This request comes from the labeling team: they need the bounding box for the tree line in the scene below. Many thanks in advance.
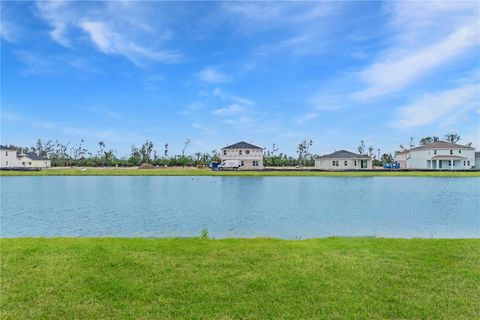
[2,132,469,167]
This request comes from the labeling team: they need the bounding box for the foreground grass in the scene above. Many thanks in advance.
[1,167,479,177]
[1,238,479,319]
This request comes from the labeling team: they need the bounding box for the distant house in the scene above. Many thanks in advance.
[0,146,20,168]
[220,141,264,170]
[17,152,51,168]
[394,141,475,170]
[315,150,372,170]
[475,152,480,169]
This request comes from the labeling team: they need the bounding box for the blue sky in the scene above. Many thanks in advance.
[1,1,479,156]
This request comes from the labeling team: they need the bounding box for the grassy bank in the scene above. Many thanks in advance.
[1,167,479,177]
[1,238,479,319]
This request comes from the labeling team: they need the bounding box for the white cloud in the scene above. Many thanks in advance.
[392,84,479,129]
[35,0,72,46]
[219,2,336,55]
[80,21,179,65]
[353,2,479,100]
[34,0,179,65]
[212,104,245,116]
[355,24,479,100]
[196,67,230,83]
[15,50,96,75]
[295,112,319,125]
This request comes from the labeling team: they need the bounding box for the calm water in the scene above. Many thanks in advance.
[1,176,479,238]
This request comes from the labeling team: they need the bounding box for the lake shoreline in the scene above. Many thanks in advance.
[2,237,479,319]
[1,167,480,177]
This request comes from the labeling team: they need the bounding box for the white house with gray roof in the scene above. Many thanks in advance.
[315,150,372,170]
[0,146,20,168]
[394,141,475,170]
[220,141,264,170]
[0,146,51,169]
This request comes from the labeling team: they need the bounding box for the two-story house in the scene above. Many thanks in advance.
[0,146,19,168]
[394,141,475,170]
[220,141,264,170]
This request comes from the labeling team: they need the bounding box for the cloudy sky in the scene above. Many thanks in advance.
[1,1,479,156]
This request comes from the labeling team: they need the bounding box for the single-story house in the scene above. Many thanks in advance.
[220,141,264,170]
[17,152,51,168]
[315,150,372,170]
[394,141,475,170]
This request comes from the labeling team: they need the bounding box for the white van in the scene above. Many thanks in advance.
[218,160,241,170]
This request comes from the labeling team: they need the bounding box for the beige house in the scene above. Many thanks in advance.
[220,141,264,170]
[0,146,20,168]
[315,150,372,170]
[394,141,475,170]
[17,153,51,168]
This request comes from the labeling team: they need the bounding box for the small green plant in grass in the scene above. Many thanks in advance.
[201,227,209,239]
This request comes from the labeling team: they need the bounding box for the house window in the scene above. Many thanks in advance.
[241,161,244,167]
[354,160,357,166]
[464,161,466,166]
[246,150,250,155]
[5,151,8,156]
[434,150,437,154]
[450,150,453,155]
[467,161,470,166]
[344,161,348,166]
[448,160,452,166]
[331,160,339,167]
[223,150,227,156]
[252,160,259,167]
[239,150,243,155]
[6,161,8,166]
[459,150,461,154]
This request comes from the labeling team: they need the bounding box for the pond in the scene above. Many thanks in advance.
[1,176,479,238]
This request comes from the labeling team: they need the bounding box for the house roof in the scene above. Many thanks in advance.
[19,152,49,161]
[0,145,17,151]
[221,141,263,150]
[316,150,371,159]
[410,141,474,151]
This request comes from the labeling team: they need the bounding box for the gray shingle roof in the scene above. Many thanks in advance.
[317,150,371,159]
[410,141,474,151]
[19,152,48,161]
[0,145,17,151]
[222,141,263,150]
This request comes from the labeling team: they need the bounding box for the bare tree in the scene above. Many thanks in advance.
[445,133,461,143]
[297,139,313,167]
[182,139,191,157]
[357,140,366,155]
[164,143,169,158]
[408,136,415,149]
[139,141,154,164]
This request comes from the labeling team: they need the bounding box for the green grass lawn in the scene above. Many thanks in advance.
[1,167,479,177]
[1,238,479,319]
